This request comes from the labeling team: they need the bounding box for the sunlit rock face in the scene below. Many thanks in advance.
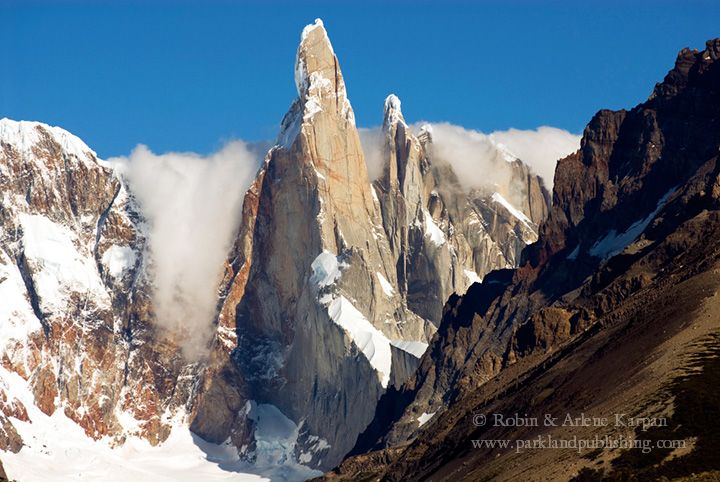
[191,20,548,470]
[374,93,548,324]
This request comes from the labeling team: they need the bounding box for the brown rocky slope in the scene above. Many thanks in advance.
[325,38,720,481]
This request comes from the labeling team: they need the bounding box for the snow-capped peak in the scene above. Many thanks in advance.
[294,18,334,98]
[383,94,406,128]
[300,18,327,45]
[0,118,99,165]
[416,123,434,144]
[279,19,354,148]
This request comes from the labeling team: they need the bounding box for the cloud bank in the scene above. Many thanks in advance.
[110,142,261,360]
[360,123,581,191]
[489,126,581,190]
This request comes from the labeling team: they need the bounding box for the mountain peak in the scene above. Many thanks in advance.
[650,37,720,102]
[294,18,335,98]
[383,94,406,129]
[279,19,354,147]
[0,117,98,163]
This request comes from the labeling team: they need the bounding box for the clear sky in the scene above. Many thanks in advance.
[2,0,719,158]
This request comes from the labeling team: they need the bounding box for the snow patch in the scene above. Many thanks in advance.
[423,210,446,246]
[488,137,519,163]
[464,269,482,285]
[491,192,532,228]
[383,94,405,127]
[417,411,437,427]
[376,272,395,297]
[303,72,332,121]
[370,184,379,203]
[390,340,429,359]
[311,250,394,386]
[589,188,675,260]
[277,108,302,149]
[19,213,109,312]
[0,366,273,481]
[0,249,42,348]
[314,168,326,181]
[299,19,328,51]
[243,401,322,480]
[325,296,392,388]
[0,118,98,165]
[310,251,345,288]
[101,245,137,278]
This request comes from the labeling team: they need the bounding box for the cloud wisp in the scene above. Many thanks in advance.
[110,142,261,360]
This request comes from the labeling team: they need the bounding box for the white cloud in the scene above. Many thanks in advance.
[105,120,577,361]
[358,127,386,182]
[359,122,580,191]
[489,126,581,190]
[110,142,261,360]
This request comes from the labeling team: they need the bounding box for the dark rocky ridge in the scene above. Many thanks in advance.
[327,38,720,480]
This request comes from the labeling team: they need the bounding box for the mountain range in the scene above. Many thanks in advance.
[1,18,718,482]
[0,18,557,480]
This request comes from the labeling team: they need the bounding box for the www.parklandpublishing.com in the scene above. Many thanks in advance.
[471,434,687,454]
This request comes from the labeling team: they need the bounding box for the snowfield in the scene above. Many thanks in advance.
[0,366,318,481]
[19,213,111,312]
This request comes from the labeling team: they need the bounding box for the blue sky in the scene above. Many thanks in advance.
[2,1,719,158]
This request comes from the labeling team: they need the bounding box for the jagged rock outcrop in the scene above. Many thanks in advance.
[192,20,440,470]
[327,38,720,481]
[374,94,548,322]
[191,20,550,471]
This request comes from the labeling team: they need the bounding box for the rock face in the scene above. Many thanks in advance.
[329,39,720,481]
[0,119,199,454]
[193,19,434,469]
[190,20,549,470]
[0,19,550,475]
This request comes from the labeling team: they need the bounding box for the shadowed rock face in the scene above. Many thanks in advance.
[327,39,720,481]
[0,19,550,474]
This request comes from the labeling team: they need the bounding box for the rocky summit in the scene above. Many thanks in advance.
[0,18,547,477]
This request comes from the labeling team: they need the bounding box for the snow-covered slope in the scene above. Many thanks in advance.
[0,367,279,482]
